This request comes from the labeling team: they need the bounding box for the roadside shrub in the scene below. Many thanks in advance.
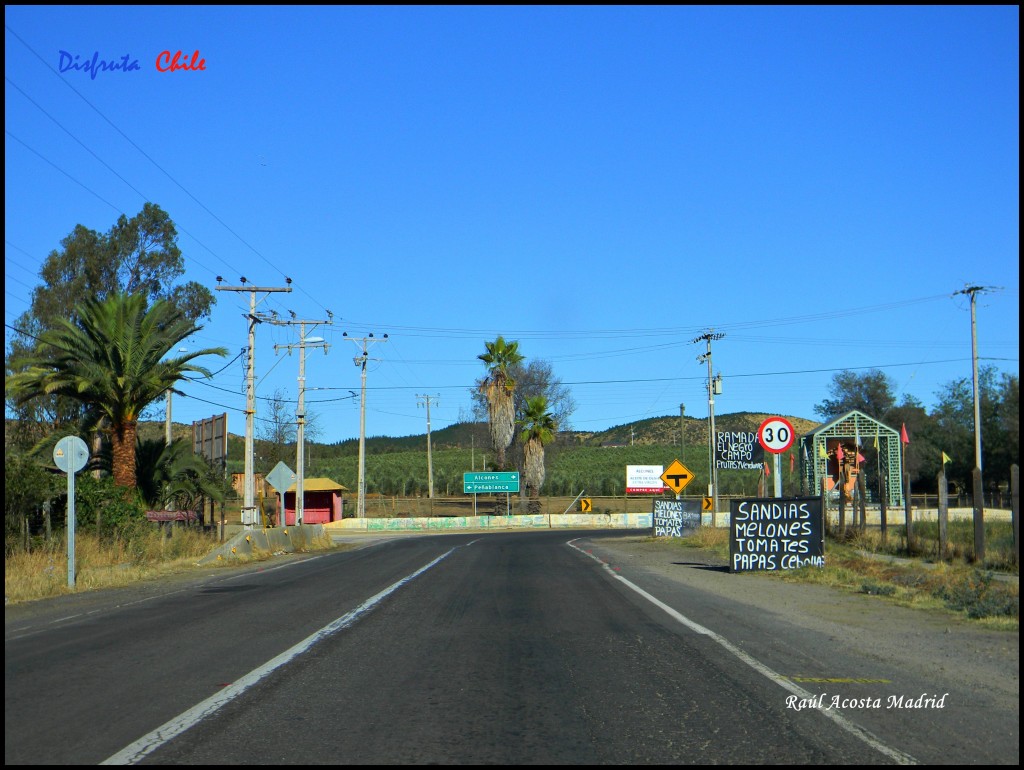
[72,476,147,539]
[860,581,897,596]
[933,572,1019,619]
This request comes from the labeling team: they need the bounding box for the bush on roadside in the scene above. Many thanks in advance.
[932,571,1019,620]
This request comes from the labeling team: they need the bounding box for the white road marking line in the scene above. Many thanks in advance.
[101,544,464,765]
[567,538,917,765]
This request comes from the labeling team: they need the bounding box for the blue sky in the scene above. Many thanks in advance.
[5,6,1019,445]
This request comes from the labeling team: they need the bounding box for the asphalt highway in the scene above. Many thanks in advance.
[5,530,1018,764]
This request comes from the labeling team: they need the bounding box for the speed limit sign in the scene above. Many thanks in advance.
[758,417,795,454]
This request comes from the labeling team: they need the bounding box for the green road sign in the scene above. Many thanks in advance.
[463,471,520,494]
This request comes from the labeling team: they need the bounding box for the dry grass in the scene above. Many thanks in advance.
[6,524,349,605]
[5,528,253,605]
[775,542,1018,630]
[656,525,1018,629]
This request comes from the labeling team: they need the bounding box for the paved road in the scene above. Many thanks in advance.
[5,530,1018,764]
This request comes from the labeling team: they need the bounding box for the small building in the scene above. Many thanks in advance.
[283,477,348,525]
[231,472,269,499]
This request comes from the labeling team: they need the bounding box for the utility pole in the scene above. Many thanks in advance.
[164,348,189,447]
[954,283,1001,561]
[163,348,187,512]
[679,403,685,458]
[417,394,440,499]
[345,333,388,519]
[272,315,331,526]
[216,279,292,528]
[693,330,725,527]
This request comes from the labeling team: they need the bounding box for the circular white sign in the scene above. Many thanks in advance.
[758,417,795,454]
[53,435,90,474]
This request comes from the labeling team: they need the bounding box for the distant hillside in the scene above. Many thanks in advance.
[138,411,819,456]
[566,412,819,449]
[315,412,819,457]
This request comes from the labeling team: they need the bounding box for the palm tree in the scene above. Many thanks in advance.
[134,437,229,513]
[519,395,557,513]
[477,336,525,471]
[6,292,227,488]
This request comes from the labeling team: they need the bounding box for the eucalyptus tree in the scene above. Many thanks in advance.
[519,395,557,513]
[6,292,227,488]
[477,336,525,471]
[814,369,897,422]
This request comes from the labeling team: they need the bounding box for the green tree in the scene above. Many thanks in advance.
[477,336,525,471]
[519,396,557,513]
[931,367,1019,491]
[6,292,227,488]
[5,203,215,451]
[815,369,897,422]
[5,451,60,553]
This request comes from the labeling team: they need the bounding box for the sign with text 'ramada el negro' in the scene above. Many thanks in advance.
[715,430,764,470]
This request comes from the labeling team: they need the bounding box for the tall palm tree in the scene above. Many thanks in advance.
[477,336,525,470]
[6,292,227,488]
[519,395,557,513]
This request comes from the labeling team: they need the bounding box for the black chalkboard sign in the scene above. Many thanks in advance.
[729,497,824,572]
[653,499,702,537]
[715,430,765,471]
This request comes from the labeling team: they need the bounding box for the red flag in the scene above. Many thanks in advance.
[764,461,770,477]
[836,444,844,461]
[901,423,910,444]
[789,452,795,472]
[857,452,866,463]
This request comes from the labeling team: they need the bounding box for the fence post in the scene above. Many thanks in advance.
[972,467,985,563]
[837,469,846,538]
[937,469,948,560]
[857,473,867,535]
[879,473,888,545]
[904,472,915,553]
[1011,464,1019,566]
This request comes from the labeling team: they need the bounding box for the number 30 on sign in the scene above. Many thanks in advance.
[758,416,795,454]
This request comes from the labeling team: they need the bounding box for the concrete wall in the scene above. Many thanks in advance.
[198,524,327,564]
[323,506,1012,534]
[324,513,658,532]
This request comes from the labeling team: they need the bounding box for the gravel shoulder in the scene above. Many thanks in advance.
[583,534,1018,694]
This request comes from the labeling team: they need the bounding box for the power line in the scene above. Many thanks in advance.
[5,23,333,318]
[214,283,292,527]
